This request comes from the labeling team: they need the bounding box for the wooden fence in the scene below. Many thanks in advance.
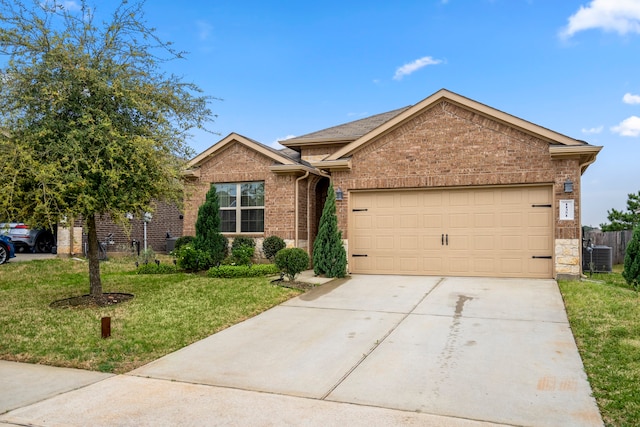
[583,230,634,265]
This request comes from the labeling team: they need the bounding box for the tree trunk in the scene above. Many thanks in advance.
[87,214,103,298]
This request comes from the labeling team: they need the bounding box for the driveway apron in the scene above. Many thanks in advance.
[128,275,602,427]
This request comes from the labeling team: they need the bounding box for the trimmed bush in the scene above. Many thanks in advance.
[623,224,640,290]
[313,183,347,278]
[275,248,309,282]
[263,235,286,261]
[207,264,279,278]
[174,236,195,251]
[231,245,254,266]
[193,185,227,265]
[231,237,255,250]
[174,244,213,272]
[136,263,179,274]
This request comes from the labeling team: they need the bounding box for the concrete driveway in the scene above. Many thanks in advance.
[1,275,603,426]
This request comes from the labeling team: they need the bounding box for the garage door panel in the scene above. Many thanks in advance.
[502,258,524,274]
[474,235,496,250]
[502,235,524,251]
[399,235,419,250]
[422,256,443,273]
[350,187,553,278]
[397,214,418,228]
[528,235,552,251]
[400,193,419,207]
[473,258,496,273]
[528,258,552,274]
[423,214,443,228]
[353,235,372,251]
[399,257,419,272]
[501,212,522,227]
[449,257,470,274]
[449,213,470,228]
[376,215,394,229]
[376,193,395,208]
[376,236,394,250]
[474,213,495,227]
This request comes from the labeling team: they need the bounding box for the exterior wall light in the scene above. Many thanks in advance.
[564,179,574,193]
[335,187,344,201]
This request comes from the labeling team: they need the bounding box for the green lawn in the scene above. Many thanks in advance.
[559,266,640,427]
[0,257,300,373]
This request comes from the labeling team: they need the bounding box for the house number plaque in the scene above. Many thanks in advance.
[559,199,574,221]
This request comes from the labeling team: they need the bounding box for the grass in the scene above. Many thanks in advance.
[559,265,640,427]
[0,257,301,373]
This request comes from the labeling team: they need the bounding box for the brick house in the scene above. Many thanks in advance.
[184,89,601,279]
[56,201,184,256]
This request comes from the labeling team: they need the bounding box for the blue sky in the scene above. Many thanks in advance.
[30,1,640,226]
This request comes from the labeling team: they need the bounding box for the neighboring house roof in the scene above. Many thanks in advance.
[281,106,412,147]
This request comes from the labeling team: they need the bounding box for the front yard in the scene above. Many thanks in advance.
[559,266,640,427]
[1,258,639,425]
[0,257,300,373]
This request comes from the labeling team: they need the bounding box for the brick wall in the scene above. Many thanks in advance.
[330,101,583,242]
[184,142,303,243]
[93,201,184,253]
[64,200,184,255]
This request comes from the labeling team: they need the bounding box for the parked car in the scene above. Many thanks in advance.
[0,223,55,253]
[0,234,16,264]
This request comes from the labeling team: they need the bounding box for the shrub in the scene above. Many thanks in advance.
[275,248,309,282]
[263,236,286,261]
[138,248,156,265]
[313,183,347,278]
[174,236,195,251]
[231,245,254,266]
[231,237,255,251]
[174,244,213,272]
[193,185,227,265]
[207,264,279,278]
[136,263,179,274]
[623,224,640,290]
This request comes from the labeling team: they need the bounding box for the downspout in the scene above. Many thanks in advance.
[307,177,312,250]
[295,171,310,248]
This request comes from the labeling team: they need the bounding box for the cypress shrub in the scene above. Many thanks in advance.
[193,185,227,265]
[312,183,347,278]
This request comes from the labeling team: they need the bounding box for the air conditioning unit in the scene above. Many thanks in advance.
[582,245,613,273]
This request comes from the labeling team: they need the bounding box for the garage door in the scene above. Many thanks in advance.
[349,186,553,278]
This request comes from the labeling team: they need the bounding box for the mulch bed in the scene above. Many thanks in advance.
[50,293,134,309]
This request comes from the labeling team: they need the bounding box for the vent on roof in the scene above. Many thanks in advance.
[582,245,612,273]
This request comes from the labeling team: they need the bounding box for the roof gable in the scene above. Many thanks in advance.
[326,89,596,161]
[189,132,299,169]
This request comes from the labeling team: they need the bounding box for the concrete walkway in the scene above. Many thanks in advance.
[0,275,603,426]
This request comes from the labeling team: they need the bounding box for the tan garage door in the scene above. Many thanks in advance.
[349,186,553,278]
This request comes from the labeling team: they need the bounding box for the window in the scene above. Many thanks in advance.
[215,182,264,233]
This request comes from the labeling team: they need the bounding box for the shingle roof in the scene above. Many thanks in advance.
[281,106,412,145]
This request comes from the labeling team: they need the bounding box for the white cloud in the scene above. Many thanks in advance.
[196,20,213,41]
[560,0,640,39]
[611,116,640,136]
[623,92,640,104]
[62,1,81,11]
[393,56,443,80]
[271,135,295,149]
[582,125,603,134]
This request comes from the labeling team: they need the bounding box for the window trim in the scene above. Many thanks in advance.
[216,181,265,234]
